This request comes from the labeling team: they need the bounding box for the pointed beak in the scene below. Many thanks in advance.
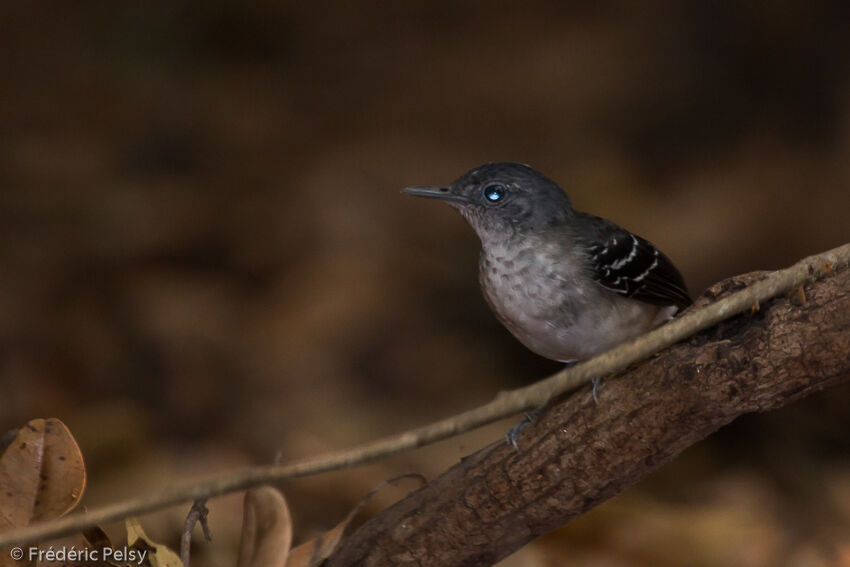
[401,185,470,204]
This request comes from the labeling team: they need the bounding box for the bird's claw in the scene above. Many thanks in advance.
[505,407,547,449]
[505,422,524,450]
[591,376,602,403]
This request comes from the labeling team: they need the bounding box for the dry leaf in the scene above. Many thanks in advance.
[287,522,344,567]
[126,517,184,567]
[81,525,113,550]
[288,473,426,567]
[237,486,291,567]
[81,524,115,564]
[0,418,86,530]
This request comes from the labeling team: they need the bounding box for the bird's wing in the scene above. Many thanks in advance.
[579,213,692,309]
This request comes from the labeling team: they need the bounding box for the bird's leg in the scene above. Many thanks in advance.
[591,376,603,403]
[505,361,577,449]
[505,405,548,449]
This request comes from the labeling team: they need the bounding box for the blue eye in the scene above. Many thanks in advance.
[483,183,506,203]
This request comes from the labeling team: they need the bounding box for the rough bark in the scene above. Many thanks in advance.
[326,268,850,567]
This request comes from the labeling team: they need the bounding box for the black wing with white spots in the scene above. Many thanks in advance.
[578,213,692,309]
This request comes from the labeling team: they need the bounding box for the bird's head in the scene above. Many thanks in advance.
[402,162,574,241]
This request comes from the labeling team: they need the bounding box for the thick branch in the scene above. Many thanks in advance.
[326,267,850,566]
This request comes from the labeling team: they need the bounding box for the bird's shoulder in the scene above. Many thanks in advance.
[574,212,692,309]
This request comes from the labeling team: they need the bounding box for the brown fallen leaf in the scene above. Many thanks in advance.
[126,518,184,567]
[288,473,426,567]
[81,525,113,551]
[81,525,121,566]
[0,418,86,530]
[237,486,291,567]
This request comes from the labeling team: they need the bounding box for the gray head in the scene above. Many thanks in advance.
[402,162,574,241]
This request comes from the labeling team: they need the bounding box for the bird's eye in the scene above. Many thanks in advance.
[483,183,507,203]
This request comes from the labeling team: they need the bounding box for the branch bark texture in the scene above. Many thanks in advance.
[326,268,850,567]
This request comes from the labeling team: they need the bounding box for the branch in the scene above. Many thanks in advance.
[0,243,847,550]
[180,499,211,567]
[325,255,850,566]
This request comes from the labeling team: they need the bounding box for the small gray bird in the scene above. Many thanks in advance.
[402,162,691,374]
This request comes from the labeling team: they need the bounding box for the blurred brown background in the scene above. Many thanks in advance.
[2,2,850,566]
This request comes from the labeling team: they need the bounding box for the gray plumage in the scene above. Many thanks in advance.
[402,162,691,363]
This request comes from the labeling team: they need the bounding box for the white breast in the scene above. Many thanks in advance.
[478,238,670,362]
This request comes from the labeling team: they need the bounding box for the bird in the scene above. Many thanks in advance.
[402,162,691,409]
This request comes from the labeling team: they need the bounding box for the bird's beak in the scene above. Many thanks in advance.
[401,185,470,204]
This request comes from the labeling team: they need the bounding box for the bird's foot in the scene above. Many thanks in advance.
[591,376,603,403]
[505,406,547,449]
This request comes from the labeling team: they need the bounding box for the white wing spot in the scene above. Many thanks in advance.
[610,235,639,270]
[633,256,659,282]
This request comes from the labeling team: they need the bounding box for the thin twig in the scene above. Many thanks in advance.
[179,499,211,567]
[0,242,847,549]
